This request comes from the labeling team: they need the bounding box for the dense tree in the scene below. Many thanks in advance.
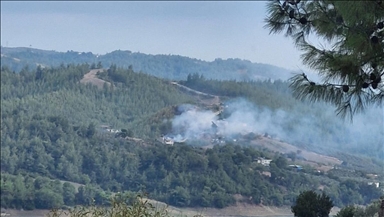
[0,178,14,208]
[169,186,191,207]
[265,0,384,118]
[96,61,103,69]
[34,188,63,209]
[0,64,382,210]
[63,182,76,206]
[335,199,383,217]
[273,155,288,168]
[1,47,293,81]
[335,205,355,217]
[291,190,333,217]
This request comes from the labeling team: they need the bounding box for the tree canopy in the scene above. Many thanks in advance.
[291,190,334,217]
[265,0,384,118]
[1,64,383,210]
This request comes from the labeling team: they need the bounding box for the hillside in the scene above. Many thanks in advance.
[0,46,295,81]
[79,69,112,89]
[1,63,383,212]
[173,75,384,161]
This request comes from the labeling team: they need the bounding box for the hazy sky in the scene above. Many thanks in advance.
[1,1,313,72]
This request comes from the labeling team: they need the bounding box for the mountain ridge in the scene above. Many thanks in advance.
[0,46,296,81]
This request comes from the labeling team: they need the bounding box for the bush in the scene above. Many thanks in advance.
[48,194,171,217]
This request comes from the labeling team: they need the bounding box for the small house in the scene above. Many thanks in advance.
[257,157,272,166]
[288,164,303,171]
[368,182,380,188]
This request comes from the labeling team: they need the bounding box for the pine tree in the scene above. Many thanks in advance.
[265,0,384,118]
[291,190,334,217]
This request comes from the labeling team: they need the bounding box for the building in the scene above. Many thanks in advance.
[257,157,272,166]
[367,182,380,188]
[288,164,303,171]
[162,136,175,145]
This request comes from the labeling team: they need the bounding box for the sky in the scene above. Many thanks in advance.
[1,1,383,158]
[1,1,313,72]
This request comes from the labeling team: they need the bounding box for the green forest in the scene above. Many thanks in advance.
[1,63,383,211]
[0,47,292,81]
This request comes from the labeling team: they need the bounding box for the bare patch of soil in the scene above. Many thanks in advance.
[80,69,112,89]
[251,137,342,167]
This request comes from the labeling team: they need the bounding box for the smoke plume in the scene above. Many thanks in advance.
[167,98,384,159]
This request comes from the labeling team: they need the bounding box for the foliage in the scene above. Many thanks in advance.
[335,199,382,217]
[47,194,172,217]
[0,64,194,139]
[180,73,294,110]
[291,190,333,217]
[335,205,355,217]
[0,47,293,81]
[265,0,384,118]
[0,64,383,210]
[179,73,384,160]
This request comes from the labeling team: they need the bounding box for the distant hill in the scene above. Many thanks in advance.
[0,46,296,81]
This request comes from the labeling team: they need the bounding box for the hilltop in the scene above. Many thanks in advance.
[0,46,295,81]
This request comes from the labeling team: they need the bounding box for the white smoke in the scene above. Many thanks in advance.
[167,98,384,159]
[171,108,218,140]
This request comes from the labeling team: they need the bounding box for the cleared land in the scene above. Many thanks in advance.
[80,69,112,89]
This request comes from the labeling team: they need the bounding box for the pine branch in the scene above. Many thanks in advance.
[266,0,384,118]
[289,73,380,118]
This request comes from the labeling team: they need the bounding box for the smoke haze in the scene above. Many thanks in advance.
[168,98,384,159]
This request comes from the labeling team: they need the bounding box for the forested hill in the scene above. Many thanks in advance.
[1,63,383,211]
[0,46,294,81]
